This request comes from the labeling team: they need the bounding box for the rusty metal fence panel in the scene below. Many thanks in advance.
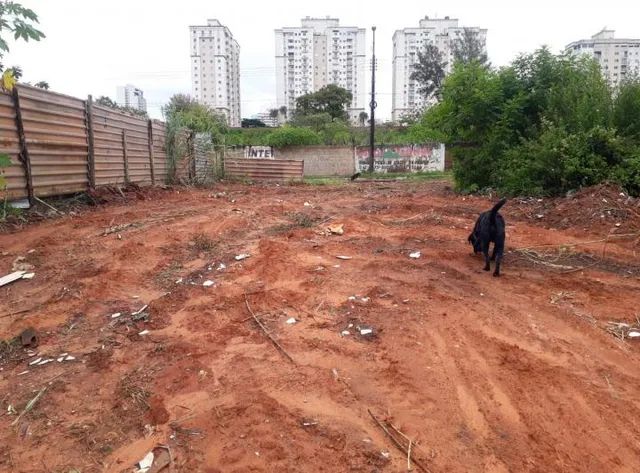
[225,158,304,181]
[17,86,89,197]
[93,105,152,186]
[151,121,167,183]
[0,85,170,202]
[0,91,27,199]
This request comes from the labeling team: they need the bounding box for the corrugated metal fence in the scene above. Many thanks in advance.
[0,85,168,201]
[224,158,304,181]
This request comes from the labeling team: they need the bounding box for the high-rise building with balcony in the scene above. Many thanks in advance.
[392,16,487,122]
[190,19,241,127]
[275,17,366,123]
[566,29,640,88]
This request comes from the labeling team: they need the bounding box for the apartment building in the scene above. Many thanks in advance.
[189,19,241,127]
[392,16,487,122]
[116,84,147,112]
[275,17,366,123]
[566,29,640,87]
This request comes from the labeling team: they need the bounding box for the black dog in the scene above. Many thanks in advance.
[468,198,507,277]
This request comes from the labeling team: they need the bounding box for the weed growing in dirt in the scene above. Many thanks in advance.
[0,337,21,366]
[117,370,150,413]
[191,232,217,252]
[269,212,318,234]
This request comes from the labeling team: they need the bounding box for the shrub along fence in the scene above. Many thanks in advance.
[0,85,168,203]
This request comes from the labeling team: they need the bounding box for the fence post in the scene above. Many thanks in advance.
[147,120,156,185]
[11,86,34,205]
[122,130,130,184]
[85,95,96,188]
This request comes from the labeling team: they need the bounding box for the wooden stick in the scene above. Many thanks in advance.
[34,196,61,214]
[244,295,294,363]
[368,409,431,473]
[408,439,413,471]
[12,386,46,426]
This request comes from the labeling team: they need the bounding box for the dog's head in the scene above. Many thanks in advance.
[468,232,481,254]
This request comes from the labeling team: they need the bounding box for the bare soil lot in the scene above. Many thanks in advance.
[1,180,640,473]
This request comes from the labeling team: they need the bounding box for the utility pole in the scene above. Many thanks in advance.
[368,26,377,174]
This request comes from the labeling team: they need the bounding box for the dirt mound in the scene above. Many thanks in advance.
[510,184,640,232]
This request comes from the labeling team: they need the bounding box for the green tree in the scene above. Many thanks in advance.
[295,84,352,121]
[34,80,49,89]
[452,28,488,66]
[266,126,321,147]
[414,47,640,195]
[613,77,640,141]
[0,2,45,91]
[241,118,267,128]
[95,95,118,108]
[410,44,447,102]
[358,111,368,127]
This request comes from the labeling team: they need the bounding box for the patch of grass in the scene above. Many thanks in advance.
[359,171,452,181]
[0,337,21,366]
[269,212,318,234]
[191,232,217,252]
[304,176,346,186]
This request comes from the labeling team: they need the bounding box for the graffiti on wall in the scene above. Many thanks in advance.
[355,144,445,173]
[244,146,274,159]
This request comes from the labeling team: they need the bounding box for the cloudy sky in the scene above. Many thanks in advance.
[4,0,640,120]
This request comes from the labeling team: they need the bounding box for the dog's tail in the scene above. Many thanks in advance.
[490,198,507,224]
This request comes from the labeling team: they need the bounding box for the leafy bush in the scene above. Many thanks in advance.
[265,127,321,147]
[415,47,640,196]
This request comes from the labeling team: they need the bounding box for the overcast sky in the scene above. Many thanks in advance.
[4,1,640,120]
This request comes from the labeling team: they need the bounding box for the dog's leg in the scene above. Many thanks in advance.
[493,243,504,277]
[491,245,498,261]
[482,241,491,272]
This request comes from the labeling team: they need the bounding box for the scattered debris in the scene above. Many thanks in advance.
[605,320,640,341]
[327,223,344,235]
[11,387,47,426]
[368,409,431,473]
[336,255,352,260]
[244,295,295,363]
[202,280,215,287]
[409,252,421,259]
[285,317,297,325]
[111,312,122,319]
[139,330,150,336]
[217,263,226,271]
[341,330,350,337]
[29,358,42,366]
[102,222,137,236]
[175,278,183,284]
[136,451,154,473]
[12,256,35,272]
[21,273,35,280]
[304,202,311,207]
[132,305,149,317]
[0,271,26,287]
[235,254,251,261]
[20,328,38,348]
[358,326,374,337]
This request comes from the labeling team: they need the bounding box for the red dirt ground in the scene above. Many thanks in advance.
[1,180,640,473]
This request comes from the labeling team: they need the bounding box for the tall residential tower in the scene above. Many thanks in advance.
[275,17,366,123]
[190,19,241,127]
[392,16,487,122]
[566,29,640,87]
[116,84,147,112]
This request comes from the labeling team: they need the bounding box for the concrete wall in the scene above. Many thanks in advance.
[275,146,355,176]
[355,143,446,173]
